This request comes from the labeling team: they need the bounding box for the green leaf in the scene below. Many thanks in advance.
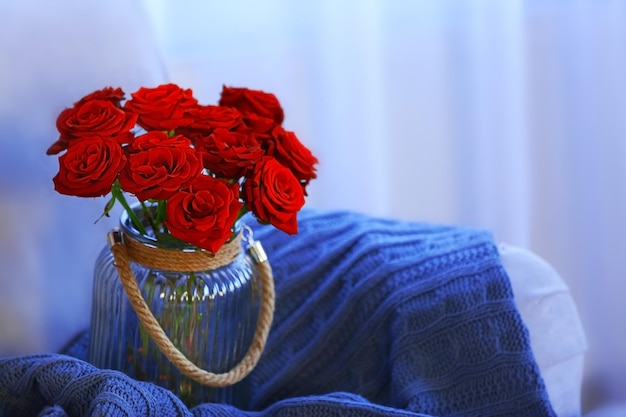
[111,180,148,235]
[93,196,116,224]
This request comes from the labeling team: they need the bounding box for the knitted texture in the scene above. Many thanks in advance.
[0,210,556,417]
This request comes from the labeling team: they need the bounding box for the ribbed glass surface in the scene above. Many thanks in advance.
[88,209,261,408]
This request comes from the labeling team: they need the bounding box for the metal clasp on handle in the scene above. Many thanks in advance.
[242,225,267,264]
[107,229,123,248]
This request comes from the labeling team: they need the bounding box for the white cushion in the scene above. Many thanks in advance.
[500,244,588,417]
[584,404,626,417]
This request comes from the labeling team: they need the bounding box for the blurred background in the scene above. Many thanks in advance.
[1,0,624,411]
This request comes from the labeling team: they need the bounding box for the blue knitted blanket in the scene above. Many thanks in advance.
[0,210,555,417]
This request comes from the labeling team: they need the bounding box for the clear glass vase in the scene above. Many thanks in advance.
[88,206,262,408]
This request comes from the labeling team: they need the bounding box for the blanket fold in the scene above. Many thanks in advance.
[0,210,555,417]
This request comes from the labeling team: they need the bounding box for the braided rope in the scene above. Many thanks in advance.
[122,232,242,272]
[108,230,275,387]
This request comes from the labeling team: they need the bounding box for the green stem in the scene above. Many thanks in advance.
[140,201,158,232]
[111,181,148,236]
[157,200,167,227]
[236,204,248,222]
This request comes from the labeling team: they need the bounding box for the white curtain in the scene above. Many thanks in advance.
[0,0,167,354]
[143,0,626,391]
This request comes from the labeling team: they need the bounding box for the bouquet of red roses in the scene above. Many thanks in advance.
[47,83,318,253]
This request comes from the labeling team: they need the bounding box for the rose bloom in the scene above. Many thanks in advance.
[165,176,243,253]
[75,87,125,107]
[124,83,198,132]
[243,157,305,235]
[127,129,192,152]
[195,128,264,179]
[181,104,244,135]
[53,136,126,198]
[239,112,276,136]
[219,86,284,125]
[47,99,137,155]
[261,126,318,188]
[118,132,202,201]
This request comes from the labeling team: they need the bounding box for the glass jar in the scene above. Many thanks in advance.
[88,206,262,408]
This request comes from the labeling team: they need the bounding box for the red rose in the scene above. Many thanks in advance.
[47,100,137,155]
[126,129,192,152]
[219,86,284,125]
[181,104,244,135]
[75,87,125,107]
[243,157,305,234]
[52,136,126,197]
[262,126,318,188]
[124,83,198,132]
[165,176,243,253]
[240,112,276,135]
[195,128,264,180]
[118,132,202,201]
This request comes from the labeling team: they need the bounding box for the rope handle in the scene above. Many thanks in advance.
[107,229,275,387]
